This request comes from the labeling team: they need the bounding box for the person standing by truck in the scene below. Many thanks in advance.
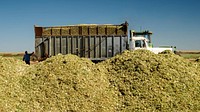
[23,51,34,65]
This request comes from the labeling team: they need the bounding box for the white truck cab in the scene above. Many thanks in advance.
[129,30,173,54]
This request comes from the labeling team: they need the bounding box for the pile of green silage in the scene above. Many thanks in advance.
[0,56,28,111]
[0,54,117,112]
[0,50,200,112]
[99,50,200,111]
[19,54,117,112]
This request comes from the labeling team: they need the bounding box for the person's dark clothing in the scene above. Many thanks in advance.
[23,51,34,65]
[25,60,30,65]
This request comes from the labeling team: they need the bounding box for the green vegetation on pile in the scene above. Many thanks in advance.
[0,56,28,111]
[0,50,200,111]
[99,50,200,111]
[19,54,117,112]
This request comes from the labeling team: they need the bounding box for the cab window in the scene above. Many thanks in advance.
[135,40,146,48]
[135,40,141,47]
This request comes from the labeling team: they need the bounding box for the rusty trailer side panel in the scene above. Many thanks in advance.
[34,22,128,60]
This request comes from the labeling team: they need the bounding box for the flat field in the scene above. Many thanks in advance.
[0,52,24,60]
[0,50,200,61]
[176,50,200,60]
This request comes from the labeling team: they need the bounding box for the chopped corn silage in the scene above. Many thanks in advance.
[0,56,28,111]
[19,54,117,112]
[99,50,200,111]
[0,50,200,112]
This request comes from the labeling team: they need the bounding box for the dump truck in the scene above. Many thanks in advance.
[34,22,174,61]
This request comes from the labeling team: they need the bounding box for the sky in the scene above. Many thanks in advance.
[0,0,200,52]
